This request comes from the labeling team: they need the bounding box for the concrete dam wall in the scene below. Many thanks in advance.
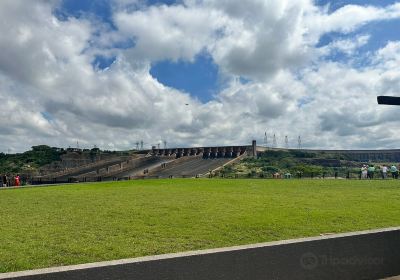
[258,147,400,162]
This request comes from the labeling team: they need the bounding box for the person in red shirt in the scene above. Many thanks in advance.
[14,175,20,187]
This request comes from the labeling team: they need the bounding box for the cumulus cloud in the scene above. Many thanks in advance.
[1,0,400,152]
[320,35,370,56]
[114,5,225,62]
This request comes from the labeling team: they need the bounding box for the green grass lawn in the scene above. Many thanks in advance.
[0,179,400,273]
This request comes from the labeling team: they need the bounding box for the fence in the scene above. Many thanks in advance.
[214,170,398,180]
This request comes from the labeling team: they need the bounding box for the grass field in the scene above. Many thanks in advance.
[0,179,400,273]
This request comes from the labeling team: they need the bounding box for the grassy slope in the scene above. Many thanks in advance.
[0,179,400,272]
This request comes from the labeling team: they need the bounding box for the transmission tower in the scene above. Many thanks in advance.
[135,142,139,150]
[163,140,167,149]
[273,134,277,148]
[157,143,160,149]
[298,136,302,150]
[140,140,144,150]
[264,132,268,147]
[285,136,289,149]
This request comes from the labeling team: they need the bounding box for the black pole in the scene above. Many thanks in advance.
[377,96,400,106]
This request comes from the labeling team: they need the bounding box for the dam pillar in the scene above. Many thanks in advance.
[184,148,189,156]
[198,148,204,156]
[211,147,218,159]
[219,147,226,158]
[171,149,177,157]
[227,147,233,158]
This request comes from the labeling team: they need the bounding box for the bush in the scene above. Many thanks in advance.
[262,166,279,173]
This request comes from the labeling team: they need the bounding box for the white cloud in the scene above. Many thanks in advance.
[114,5,226,62]
[308,2,400,35]
[320,34,370,56]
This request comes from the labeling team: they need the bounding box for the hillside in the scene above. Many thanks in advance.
[0,145,65,174]
[0,146,133,175]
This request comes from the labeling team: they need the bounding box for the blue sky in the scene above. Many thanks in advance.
[150,54,221,102]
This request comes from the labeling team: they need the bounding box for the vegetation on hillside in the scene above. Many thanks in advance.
[223,150,375,178]
[0,146,137,175]
[0,145,65,174]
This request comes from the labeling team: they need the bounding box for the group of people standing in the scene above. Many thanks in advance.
[360,164,399,179]
[1,174,20,187]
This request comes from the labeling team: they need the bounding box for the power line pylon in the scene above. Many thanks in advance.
[285,136,289,149]
[264,132,268,147]
[273,134,277,148]
[298,136,302,150]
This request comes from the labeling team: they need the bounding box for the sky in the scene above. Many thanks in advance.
[1,0,400,152]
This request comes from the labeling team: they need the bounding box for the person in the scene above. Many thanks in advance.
[367,165,375,180]
[4,174,11,187]
[390,165,398,179]
[381,165,388,179]
[273,172,281,179]
[361,165,368,179]
[14,175,20,187]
